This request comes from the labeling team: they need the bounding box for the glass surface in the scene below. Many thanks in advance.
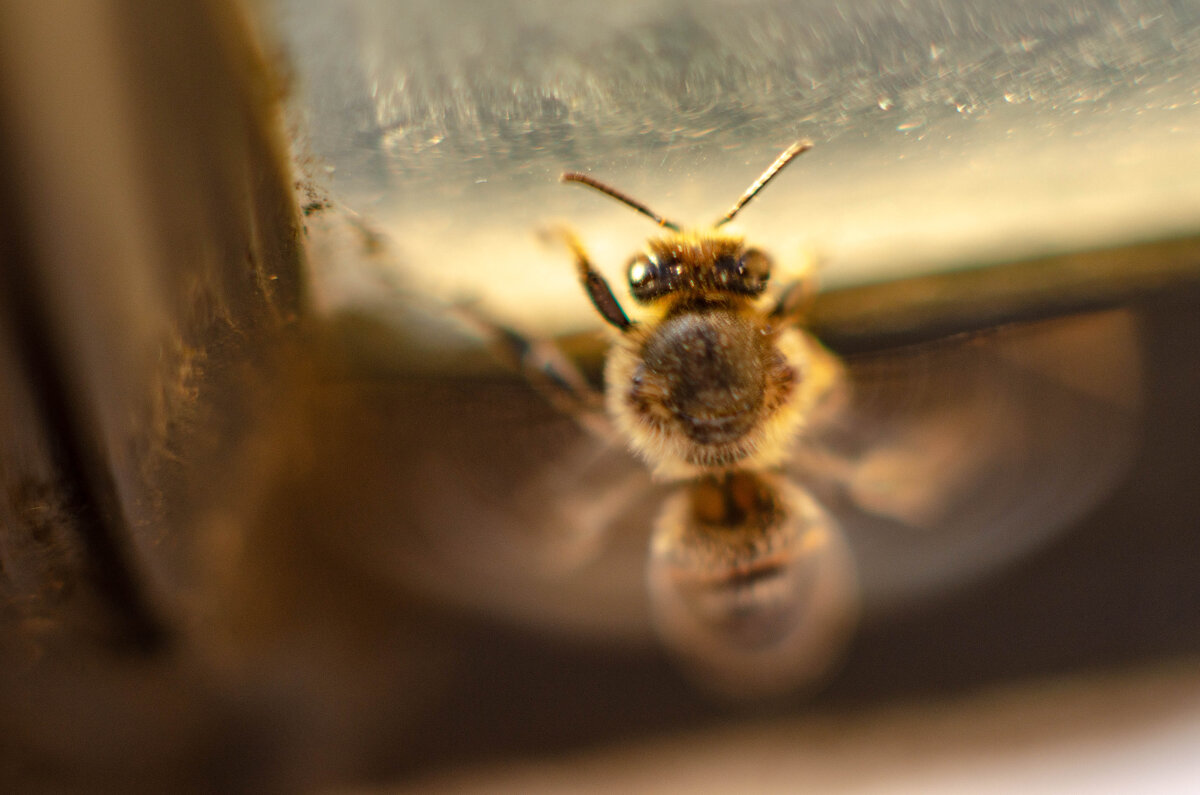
[277,0,1200,331]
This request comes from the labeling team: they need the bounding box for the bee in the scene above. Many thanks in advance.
[455,142,1139,697]
[457,142,856,696]
[558,143,863,695]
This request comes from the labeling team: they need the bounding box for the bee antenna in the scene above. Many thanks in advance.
[562,172,682,232]
[714,140,812,228]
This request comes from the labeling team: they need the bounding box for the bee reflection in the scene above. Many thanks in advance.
[649,471,856,696]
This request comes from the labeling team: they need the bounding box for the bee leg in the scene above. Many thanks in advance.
[768,277,820,329]
[769,281,809,326]
[452,302,616,440]
[768,253,819,328]
[546,226,632,331]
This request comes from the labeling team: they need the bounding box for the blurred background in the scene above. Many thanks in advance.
[1,0,1198,791]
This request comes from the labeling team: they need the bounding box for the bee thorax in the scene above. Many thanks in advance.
[603,306,812,479]
[636,311,767,444]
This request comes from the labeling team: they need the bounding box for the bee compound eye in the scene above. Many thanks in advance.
[628,255,652,287]
[739,248,771,287]
[629,254,665,299]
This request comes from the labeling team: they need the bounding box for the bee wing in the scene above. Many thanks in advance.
[359,375,668,642]
[792,310,1141,611]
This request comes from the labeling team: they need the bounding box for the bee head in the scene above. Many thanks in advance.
[563,140,810,306]
[627,237,772,304]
